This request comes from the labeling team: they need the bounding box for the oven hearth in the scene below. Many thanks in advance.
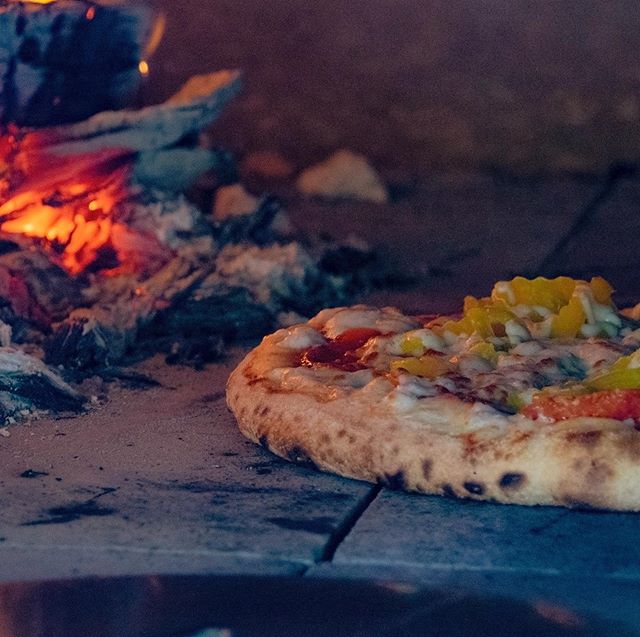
[0,67,375,424]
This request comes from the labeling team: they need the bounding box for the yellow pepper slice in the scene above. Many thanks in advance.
[391,355,452,379]
[443,302,518,339]
[468,341,498,364]
[400,335,425,357]
[590,276,614,304]
[587,352,640,390]
[495,276,569,311]
[550,296,586,338]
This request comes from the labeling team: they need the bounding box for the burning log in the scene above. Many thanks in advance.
[0,70,241,275]
[34,70,242,156]
[43,192,375,370]
[0,247,81,339]
[0,0,161,126]
[44,242,215,368]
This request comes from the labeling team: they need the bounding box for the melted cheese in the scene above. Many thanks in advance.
[268,302,638,432]
[279,325,326,350]
[322,307,420,339]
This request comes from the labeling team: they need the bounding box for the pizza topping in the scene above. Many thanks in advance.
[271,365,376,393]
[491,276,621,339]
[587,350,640,390]
[391,354,453,379]
[398,329,447,355]
[300,327,381,371]
[279,325,327,349]
[396,373,438,398]
[282,276,640,425]
[321,307,419,340]
[522,388,640,422]
[441,297,523,340]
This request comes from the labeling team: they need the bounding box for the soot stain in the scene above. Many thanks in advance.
[499,472,526,490]
[248,460,285,475]
[267,516,335,534]
[285,446,318,470]
[463,481,485,495]
[19,469,49,479]
[379,470,407,490]
[22,501,117,526]
[166,480,219,494]
[441,484,458,498]
[201,391,225,403]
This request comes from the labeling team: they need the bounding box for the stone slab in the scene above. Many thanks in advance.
[331,490,640,578]
[0,351,372,581]
[540,177,640,303]
[0,546,301,583]
[288,174,602,311]
[307,563,640,632]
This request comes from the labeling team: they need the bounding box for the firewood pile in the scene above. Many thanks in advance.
[0,67,376,424]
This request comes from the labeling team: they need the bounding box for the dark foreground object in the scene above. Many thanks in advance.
[0,574,632,637]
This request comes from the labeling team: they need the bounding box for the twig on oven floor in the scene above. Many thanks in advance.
[315,484,382,564]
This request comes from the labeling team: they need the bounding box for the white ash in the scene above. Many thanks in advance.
[199,243,319,310]
[121,191,208,250]
[297,149,389,204]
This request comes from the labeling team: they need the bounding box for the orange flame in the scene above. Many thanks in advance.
[0,132,134,274]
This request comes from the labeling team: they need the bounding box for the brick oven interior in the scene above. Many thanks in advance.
[0,1,639,635]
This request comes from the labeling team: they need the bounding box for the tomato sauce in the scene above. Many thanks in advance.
[299,327,381,371]
[522,389,640,422]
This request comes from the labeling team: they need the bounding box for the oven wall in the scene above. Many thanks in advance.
[145,0,640,175]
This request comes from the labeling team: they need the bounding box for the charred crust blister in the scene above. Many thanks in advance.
[379,470,408,490]
[258,434,270,449]
[499,472,525,490]
[286,446,318,470]
[463,481,485,495]
[441,483,458,498]
[422,459,432,481]
[564,430,602,446]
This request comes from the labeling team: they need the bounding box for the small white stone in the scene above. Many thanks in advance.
[213,184,259,220]
[296,149,388,203]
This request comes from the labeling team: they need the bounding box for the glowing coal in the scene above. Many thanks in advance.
[0,70,242,275]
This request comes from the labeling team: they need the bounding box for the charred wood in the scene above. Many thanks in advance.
[0,347,83,415]
[212,195,280,246]
[33,70,242,156]
[0,0,157,126]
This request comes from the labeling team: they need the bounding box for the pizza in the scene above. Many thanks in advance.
[226,275,640,510]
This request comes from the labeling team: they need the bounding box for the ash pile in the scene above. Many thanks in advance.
[0,70,376,424]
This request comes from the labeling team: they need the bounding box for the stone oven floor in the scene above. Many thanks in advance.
[1,172,640,630]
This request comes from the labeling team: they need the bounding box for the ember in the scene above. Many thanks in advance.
[0,141,131,274]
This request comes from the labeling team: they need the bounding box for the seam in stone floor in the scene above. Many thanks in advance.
[310,484,382,568]
[535,167,630,276]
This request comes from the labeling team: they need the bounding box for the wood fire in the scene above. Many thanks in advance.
[0,141,132,274]
[0,68,373,427]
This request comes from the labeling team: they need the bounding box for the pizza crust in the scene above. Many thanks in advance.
[227,328,640,511]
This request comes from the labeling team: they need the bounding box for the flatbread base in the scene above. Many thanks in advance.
[227,337,640,511]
